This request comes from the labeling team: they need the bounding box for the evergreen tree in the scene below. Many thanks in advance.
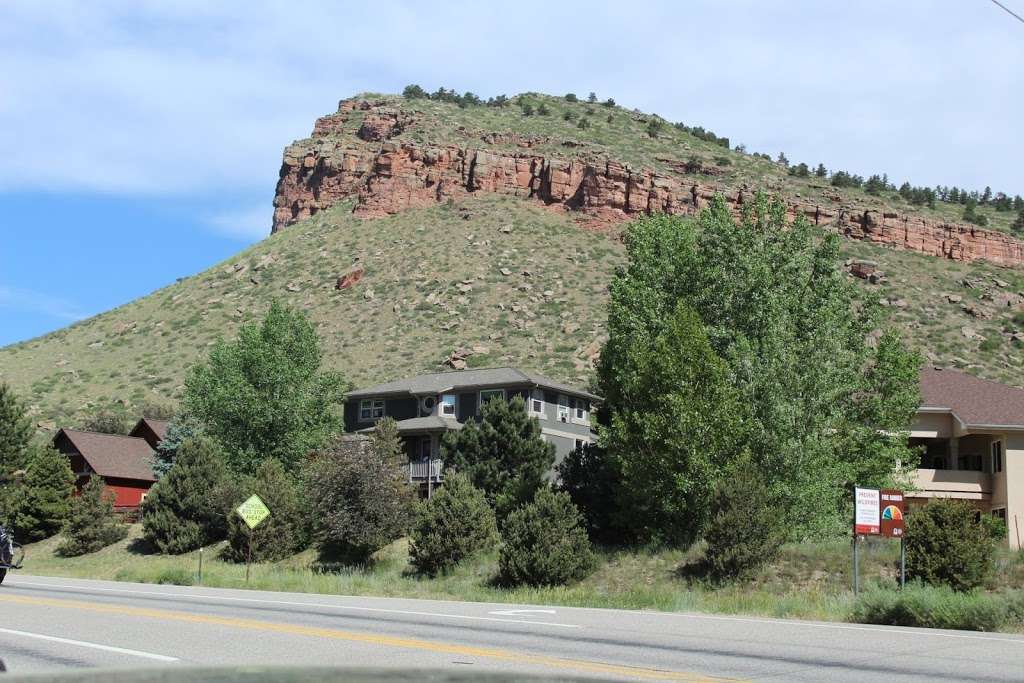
[963,198,989,226]
[1012,211,1024,235]
[224,458,309,562]
[0,382,33,474]
[57,476,128,557]
[141,437,236,554]
[15,444,75,541]
[409,473,498,576]
[703,452,786,581]
[153,417,198,478]
[865,175,886,196]
[587,92,598,103]
[499,487,596,586]
[184,301,346,475]
[814,163,827,178]
[981,186,992,204]
[1013,195,1023,211]
[441,395,554,521]
[776,152,789,167]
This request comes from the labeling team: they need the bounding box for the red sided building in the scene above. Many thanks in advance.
[52,429,157,511]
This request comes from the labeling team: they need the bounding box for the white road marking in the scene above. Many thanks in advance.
[489,609,557,615]
[10,580,581,629]
[0,627,179,662]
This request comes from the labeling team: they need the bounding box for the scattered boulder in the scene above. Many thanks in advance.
[335,265,365,290]
[946,294,963,304]
[499,267,512,276]
[849,260,878,280]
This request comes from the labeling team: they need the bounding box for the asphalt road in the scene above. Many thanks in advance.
[0,574,1022,682]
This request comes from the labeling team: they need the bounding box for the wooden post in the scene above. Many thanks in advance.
[197,547,203,585]
[1015,515,1021,550]
[245,529,252,584]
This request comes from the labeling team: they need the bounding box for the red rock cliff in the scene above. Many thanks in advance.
[273,99,1024,268]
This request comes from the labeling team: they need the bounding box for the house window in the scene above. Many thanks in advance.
[529,390,545,416]
[575,439,585,451]
[359,399,385,421]
[557,395,570,422]
[479,388,505,405]
[440,394,456,417]
[572,398,589,423]
[992,441,1003,473]
[993,508,1008,524]
[419,436,433,460]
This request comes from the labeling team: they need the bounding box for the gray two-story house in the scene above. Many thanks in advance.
[344,367,599,485]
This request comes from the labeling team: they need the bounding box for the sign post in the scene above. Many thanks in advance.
[852,487,905,595]
[235,494,271,585]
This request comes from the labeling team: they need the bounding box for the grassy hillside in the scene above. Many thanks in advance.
[1,191,1021,427]
[0,196,617,423]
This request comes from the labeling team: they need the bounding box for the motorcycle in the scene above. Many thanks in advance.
[0,524,24,585]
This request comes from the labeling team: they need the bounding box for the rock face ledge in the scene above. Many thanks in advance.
[273,99,1024,269]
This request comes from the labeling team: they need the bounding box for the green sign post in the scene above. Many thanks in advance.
[236,494,271,583]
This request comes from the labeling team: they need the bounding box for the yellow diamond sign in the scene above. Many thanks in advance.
[236,494,271,530]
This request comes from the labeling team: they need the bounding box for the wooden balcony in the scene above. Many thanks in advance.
[409,460,443,483]
[911,468,991,500]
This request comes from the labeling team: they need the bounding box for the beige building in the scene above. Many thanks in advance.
[908,368,1024,549]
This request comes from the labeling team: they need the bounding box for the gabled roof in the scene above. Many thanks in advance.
[131,417,169,443]
[54,429,157,482]
[920,367,1024,429]
[347,366,600,401]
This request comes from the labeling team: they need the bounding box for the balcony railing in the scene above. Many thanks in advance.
[912,468,992,499]
[409,459,443,483]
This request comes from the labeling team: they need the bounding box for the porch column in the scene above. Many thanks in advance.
[949,437,959,471]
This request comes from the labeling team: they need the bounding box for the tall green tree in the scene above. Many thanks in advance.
[141,437,237,554]
[596,194,921,541]
[0,382,33,474]
[604,302,745,546]
[15,444,76,541]
[184,301,346,474]
[441,395,554,521]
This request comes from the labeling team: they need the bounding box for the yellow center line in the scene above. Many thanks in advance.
[0,593,739,682]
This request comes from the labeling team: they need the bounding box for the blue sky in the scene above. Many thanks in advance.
[2,1,1022,346]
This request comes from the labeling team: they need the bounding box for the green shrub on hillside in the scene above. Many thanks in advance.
[703,453,786,582]
[499,488,596,586]
[224,459,309,563]
[409,473,498,576]
[141,437,237,554]
[79,408,132,435]
[14,444,76,542]
[57,476,128,557]
[557,443,625,544]
[852,584,1023,632]
[906,499,994,591]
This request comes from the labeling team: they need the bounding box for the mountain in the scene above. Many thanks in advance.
[2,92,1022,427]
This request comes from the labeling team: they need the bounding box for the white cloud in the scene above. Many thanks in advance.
[0,286,90,323]
[0,0,1021,197]
[203,205,271,241]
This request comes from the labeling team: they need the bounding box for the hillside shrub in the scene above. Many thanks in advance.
[905,499,994,591]
[441,396,554,522]
[57,476,128,557]
[224,459,309,563]
[15,444,76,541]
[703,453,786,582]
[851,584,1021,632]
[499,488,596,586]
[80,408,132,435]
[306,430,416,565]
[141,437,237,554]
[409,473,498,575]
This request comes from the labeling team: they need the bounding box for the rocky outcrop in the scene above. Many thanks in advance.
[272,99,1024,268]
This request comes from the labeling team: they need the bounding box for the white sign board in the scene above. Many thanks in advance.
[854,487,880,535]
